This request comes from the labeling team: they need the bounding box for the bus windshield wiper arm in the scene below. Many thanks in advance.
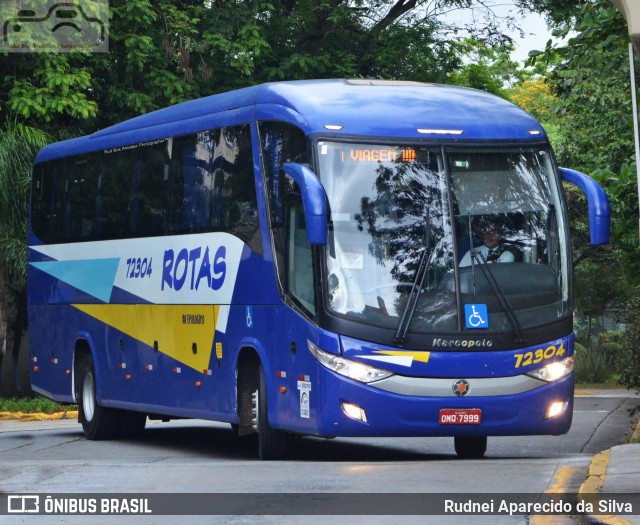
[394,212,432,345]
[394,246,432,344]
[470,252,526,345]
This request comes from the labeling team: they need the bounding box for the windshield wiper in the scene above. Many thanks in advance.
[394,212,432,345]
[470,252,526,345]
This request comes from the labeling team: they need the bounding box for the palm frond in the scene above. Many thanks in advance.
[0,122,54,286]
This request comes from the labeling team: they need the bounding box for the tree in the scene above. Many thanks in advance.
[0,123,53,396]
[618,286,640,397]
[525,0,640,392]
[0,0,565,396]
[508,76,564,147]
[447,37,526,97]
[527,1,632,174]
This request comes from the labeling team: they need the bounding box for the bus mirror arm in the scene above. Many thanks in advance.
[283,163,328,245]
[559,167,611,245]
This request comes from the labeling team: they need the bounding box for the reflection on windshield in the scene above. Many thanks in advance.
[317,143,570,336]
[319,143,455,331]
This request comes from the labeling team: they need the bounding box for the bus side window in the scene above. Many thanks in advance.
[169,132,213,234]
[259,121,313,313]
[99,149,133,240]
[131,142,169,237]
[210,125,261,253]
[32,162,64,244]
[287,197,315,314]
[63,155,99,241]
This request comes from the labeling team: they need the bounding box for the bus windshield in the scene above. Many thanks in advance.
[317,142,570,335]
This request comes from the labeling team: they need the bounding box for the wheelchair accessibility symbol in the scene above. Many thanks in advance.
[465,304,489,329]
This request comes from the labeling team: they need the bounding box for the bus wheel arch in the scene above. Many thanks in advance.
[236,346,289,460]
[74,350,120,440]
[236,347,260,436]
[73,339,146,440]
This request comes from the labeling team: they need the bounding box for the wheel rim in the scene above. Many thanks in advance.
[251,388,259,432]
[82,372,95,422]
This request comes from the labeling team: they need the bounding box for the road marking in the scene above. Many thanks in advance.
[530,465,584,525]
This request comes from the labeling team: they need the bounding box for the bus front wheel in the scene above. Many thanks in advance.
[254,365,289,460]
[76,354,120,440]
[454,436,487,459]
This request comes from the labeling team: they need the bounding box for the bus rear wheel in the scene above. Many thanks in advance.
[76,354,120,440]
[254,365,289,460]
[454,436,487,459]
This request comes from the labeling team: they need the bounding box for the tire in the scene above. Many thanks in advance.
[454,436,487,459]
[256,365,288,460]
[76,354,120,440]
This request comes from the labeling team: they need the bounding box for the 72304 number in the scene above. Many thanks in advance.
[514,342,566,368]
[125,257,152,279]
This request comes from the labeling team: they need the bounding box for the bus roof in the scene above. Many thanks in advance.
[35,79,546,163]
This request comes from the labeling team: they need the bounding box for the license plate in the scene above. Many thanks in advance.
[439,408,482,425]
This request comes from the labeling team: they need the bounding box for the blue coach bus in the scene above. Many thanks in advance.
[28,79,609,459]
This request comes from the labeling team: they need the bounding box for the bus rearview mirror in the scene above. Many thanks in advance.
[559,167,610,246]
[283,163,328,245]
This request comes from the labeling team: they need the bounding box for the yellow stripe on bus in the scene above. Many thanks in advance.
[373,350,431,363]
[72,304,219,372]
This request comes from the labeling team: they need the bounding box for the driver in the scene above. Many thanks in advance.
[460,221,514,266]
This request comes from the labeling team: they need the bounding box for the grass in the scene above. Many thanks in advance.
[0,396,76,414]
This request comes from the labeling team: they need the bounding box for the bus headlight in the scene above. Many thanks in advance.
[307,341,394,383]
[526,356,575,382]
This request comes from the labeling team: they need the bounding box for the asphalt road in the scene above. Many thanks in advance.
[0,390,638,525]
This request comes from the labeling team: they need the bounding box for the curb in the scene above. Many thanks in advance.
[577,415,640,525]
[631,419,640,442]
[0,410,78,422]
[578,449,633,525]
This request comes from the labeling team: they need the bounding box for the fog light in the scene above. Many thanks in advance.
[342,402,368,422]
[546,400,568,419]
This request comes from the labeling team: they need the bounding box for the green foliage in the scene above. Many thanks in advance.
[522,1,640,395]
[447,38,525,97]
[590,164,640,286]
[0,1,547,131]
[0,122,73,396]
[6,56,97,122]
[597,334,624,378]
[599,341,623,361]
[615,289,640,394]
[574,259,624,317]
[564,179,624,339]
[366,25,459,83]
[528,2,632,174]
[574,342,612,384]
[598,331,624,346]
[0,123,53,285]
[0,396,75,414]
